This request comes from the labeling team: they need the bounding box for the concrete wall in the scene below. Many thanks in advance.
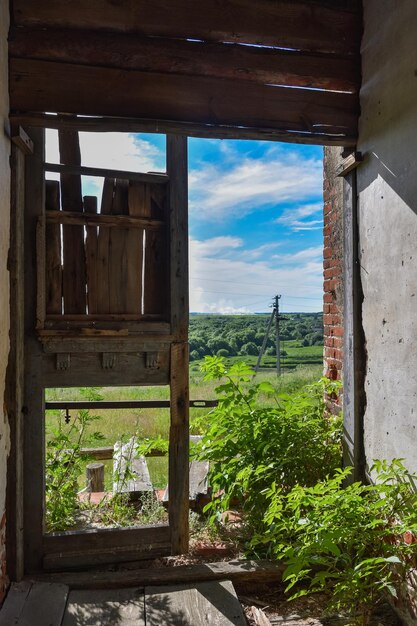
[0,0,10,602]
[357,0,417,473]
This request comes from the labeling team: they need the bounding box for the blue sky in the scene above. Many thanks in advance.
[46,131,323,314]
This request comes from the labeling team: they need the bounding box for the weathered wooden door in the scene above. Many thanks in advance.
[21,128,189,573]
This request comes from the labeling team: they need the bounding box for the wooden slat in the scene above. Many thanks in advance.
[58,128,86,314]
[12,0,361,56]
[10,59,359,139]
[16,582,69,626]
[9,27,359,93]
[96,177,113,314]
[108,179,130,314]
[126,182,147,315]
[10,112,357,147]
[45,180,62,314]
[62,588,145,626]
[145,581,247,626]
[27,559,286,590]
[45,209,165,230]
[113,438,153,495]
[84,195,98,315]
[169,342,190,555]
[0,582,32,625]
[44,161,168,184]
[144,185,168,316]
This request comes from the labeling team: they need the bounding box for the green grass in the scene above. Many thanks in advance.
[45,353,323,501]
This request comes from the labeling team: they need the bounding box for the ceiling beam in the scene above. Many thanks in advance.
[9,113,357,147]
[9,28,359,93]
[9,58,359,143]
[12,0,362,56]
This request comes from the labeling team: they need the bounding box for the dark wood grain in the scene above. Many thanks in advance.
[10,27,359,92]
[12,0,361,55]
[45,180,62,314]
[58,128,86,314]
[10,59,359,139]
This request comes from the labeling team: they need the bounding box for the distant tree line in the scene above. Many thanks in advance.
[189,312,323,361]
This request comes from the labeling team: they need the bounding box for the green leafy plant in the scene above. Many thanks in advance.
[194,356,342,530]
[45,387,105,531]
[253,459,417,624]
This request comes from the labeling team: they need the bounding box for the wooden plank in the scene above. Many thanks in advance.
[84,195,98,315]
[145,580,247,626]
[44,161,168,184]
[58,128,86,314]
[44,525,170,554]
[144,184,168,316]
[16,582,69,626]
[62,588,145,626]
[96,177,114,314]
[169,342,190,555]
[9,28,359,93]
[108,179,130,314]
[43,544,171,570]
[0,582,32,625]
[127,182,148,315]
[10,112,357,147]
[10,60,359,138]
[41,338,170,353]
[5,143,26,580]
[26,559,286,590]
[167,136,188,340]
[343,169,366,482]
[46,209,165,230]
[10,125,34,155]
[23,128,45,573]
[113,438,153,496]
[45,180,62,315]
[41,351,170,388]
[163,459,209,505]
[12,0,362,56]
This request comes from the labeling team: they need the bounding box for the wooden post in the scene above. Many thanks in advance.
[23,128,45,573]
[5,137,27,580]
[167,135,189,555]
[86,463,105,493]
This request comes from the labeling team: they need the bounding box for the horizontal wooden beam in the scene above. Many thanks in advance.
[26,559,286,589]
[10,59,358,144]
[10,112,357,147]
[45,210,165,230]
[12,0,361,56]
[44,162,167,183]
[9,27,359,93]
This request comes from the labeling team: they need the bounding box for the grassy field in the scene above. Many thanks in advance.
[45,350,323,492]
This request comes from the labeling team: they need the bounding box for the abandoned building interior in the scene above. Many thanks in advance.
[1,0,417,621]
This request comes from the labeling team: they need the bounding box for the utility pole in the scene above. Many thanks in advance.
[254,294,283,378]
[274,295,281,377]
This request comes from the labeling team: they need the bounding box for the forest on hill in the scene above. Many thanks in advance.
[189,312,323,362]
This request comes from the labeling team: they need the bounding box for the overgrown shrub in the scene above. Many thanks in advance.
[252,460,417,624]
[194,357,342,530]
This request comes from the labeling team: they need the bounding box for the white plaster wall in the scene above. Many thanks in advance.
[358,0,417,472]
[0,0,10,520]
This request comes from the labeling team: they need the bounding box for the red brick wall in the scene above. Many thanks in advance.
[323,147,344,414]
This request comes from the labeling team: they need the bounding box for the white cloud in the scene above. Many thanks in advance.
[275,202,323,231]
[189,150,322,221]
[189,237,322,313]
[46,130,164,172]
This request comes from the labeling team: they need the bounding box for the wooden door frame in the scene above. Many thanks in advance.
[6,128,190,575]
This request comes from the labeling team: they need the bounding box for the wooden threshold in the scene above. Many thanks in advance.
[24,559,286,589]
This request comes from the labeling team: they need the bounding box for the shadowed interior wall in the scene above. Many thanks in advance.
[357,0,417,475]
[0,0,11,603]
